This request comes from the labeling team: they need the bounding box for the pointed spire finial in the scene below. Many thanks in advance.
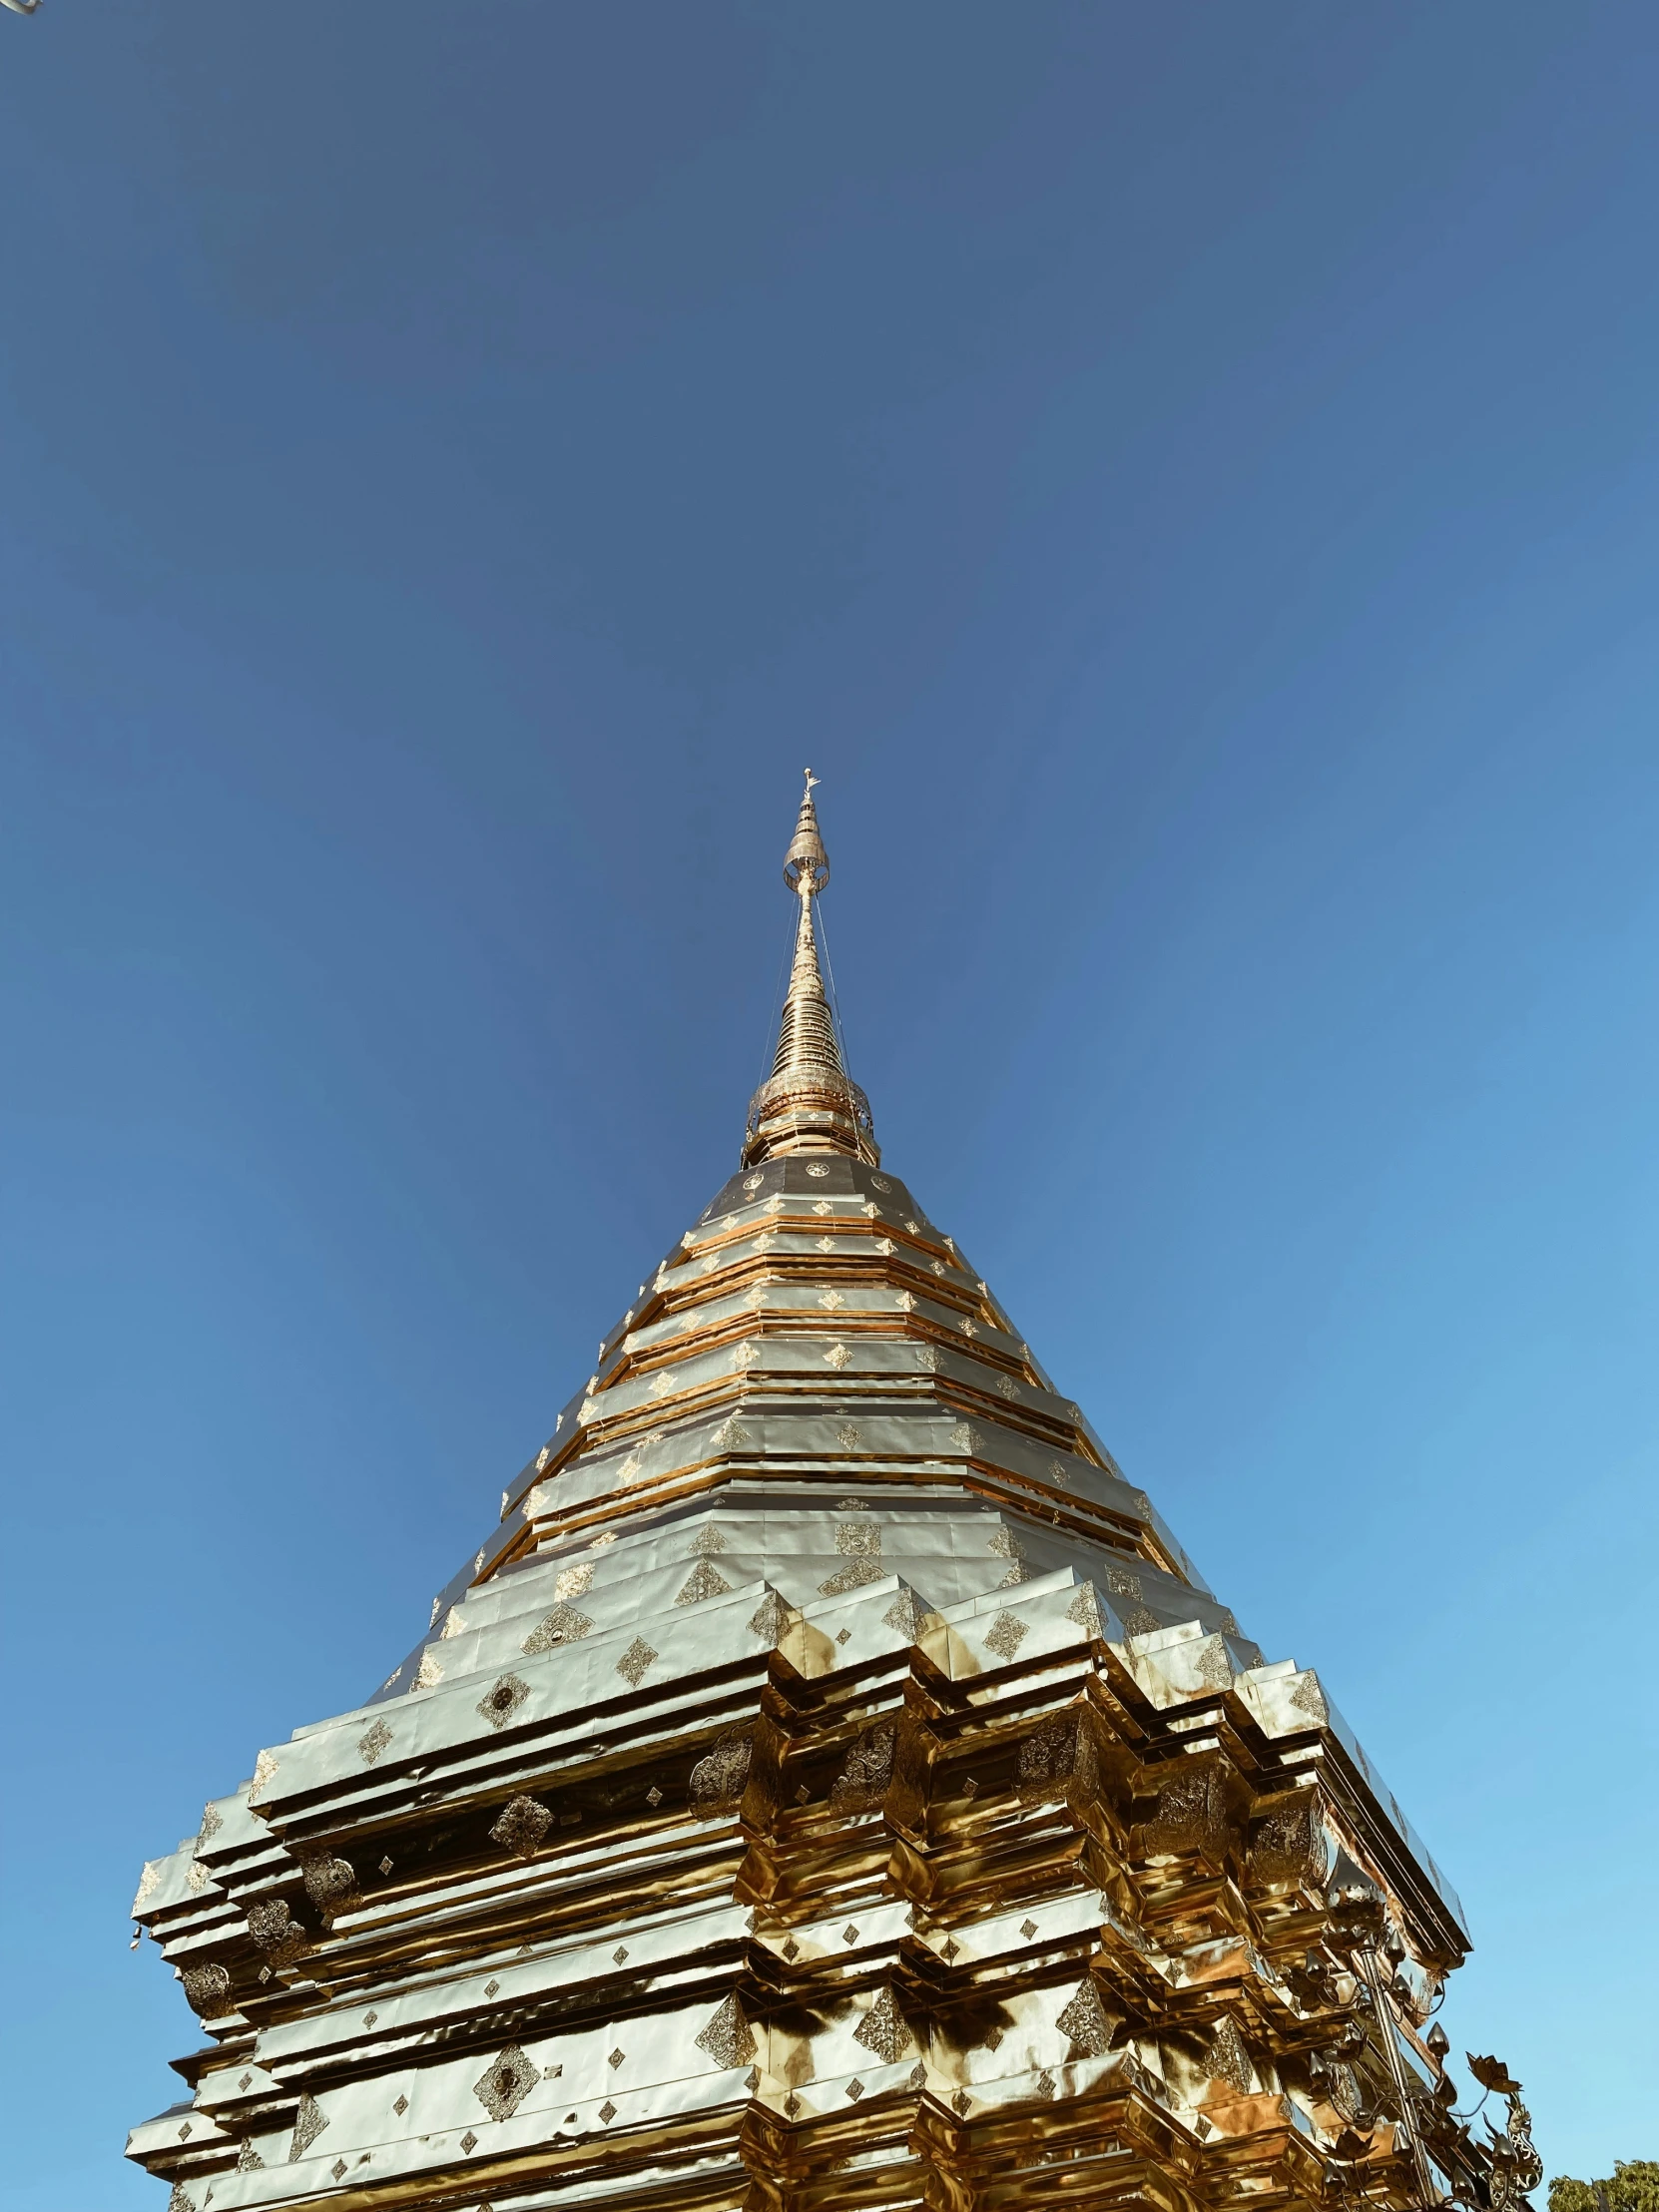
[783,768,829,895]
[741,775,878,1168]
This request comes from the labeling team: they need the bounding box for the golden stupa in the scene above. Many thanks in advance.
[129,777,1537,2212]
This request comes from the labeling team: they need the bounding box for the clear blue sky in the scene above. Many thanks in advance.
[2,5,1654,2200]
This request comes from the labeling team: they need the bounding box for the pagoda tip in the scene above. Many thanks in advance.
[783,769,830,896]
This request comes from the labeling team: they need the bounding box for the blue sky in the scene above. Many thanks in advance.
[2,5,1655,2199]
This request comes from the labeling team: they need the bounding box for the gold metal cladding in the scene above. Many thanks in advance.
[743,772,878,1168]
[128,778,1526,2212]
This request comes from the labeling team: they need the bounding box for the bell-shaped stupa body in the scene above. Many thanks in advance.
[128,778,1525,2212]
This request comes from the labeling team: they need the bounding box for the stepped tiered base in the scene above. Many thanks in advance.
[130,1158,1486,2212]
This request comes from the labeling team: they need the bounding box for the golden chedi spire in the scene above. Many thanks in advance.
[742,770,878,1167]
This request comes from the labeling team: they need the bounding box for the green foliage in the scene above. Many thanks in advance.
[1549,2162,1659,2212]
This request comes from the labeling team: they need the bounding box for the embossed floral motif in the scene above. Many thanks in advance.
[819,1516,883,1595]
[984,1611,1028,1661]
[691,1525,728,1555]
[835,1421,863,1448]
[1018,1714,1096,1806]
[553,1561,595,1601]
[852,1983,910,2064]
[1202,2016,1254,2095]
[1066,1583,1105,1638]
[251,1747,280,1799]
[747,1588,793,1645]
[489,1795,552,1859]
[690,1732,753,1817]
[460,2129,478,2153]
[476,1674,531,1731]
[830,1722,896,1813]
[994,1374,1021,1399]
[439,1606,468,1639]
[182,1962,231,2017]
[882,1586,926,1639]
[1143,1761,1229,1860]
[1288,1671,1329,1723]
[988,1525,1032,1587]
[675,1559,734,1605]
[1056,1976,1115,2057]
[806,1162,830,1178]
[1250,1791,1325,1889]
[819,1289,845,1311]
[413,1651,444,1690]
[473,2045,538,2122]
[358,1719,393,1766]
[731,1339,761,1370]
[236,2140,265,2172]
[711,1415,753,1450]
[616,1637,657,1687]
[695,1991,757,2068]
[288,2093,328,2162]
[597,2101,616,2124]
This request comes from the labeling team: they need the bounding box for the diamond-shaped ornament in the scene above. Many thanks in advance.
[471,2044,536,2123]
